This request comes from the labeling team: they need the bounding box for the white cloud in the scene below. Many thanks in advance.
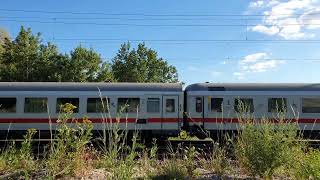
[245,60,285,72]
[251,25,280,35]
[248,0,320,39]
[249,0,280,9]
[241,52,268,63]
[249,1,265,8]
[233,72,245,80]
[234,52,286,79]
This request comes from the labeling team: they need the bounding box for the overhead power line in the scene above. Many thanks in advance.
[50,38,320,43]
[2,16,320,21]
[0,8,319,17]
[1,19,320,27]
[99,57,320,62]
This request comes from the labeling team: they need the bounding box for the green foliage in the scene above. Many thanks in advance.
[0,28,10,55]
[97,110,140,179]
[289,148,320,179]
[45,103,93,178]
[0,27,178,83]
[235,120,300,178]
[0,129,37,177]
[112,42,178,83]
[152,159,189,180]
[182,146,198,175]
[202,144,230,177]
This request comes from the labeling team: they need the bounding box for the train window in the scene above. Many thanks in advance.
[0,98,16,113]
[234,98,254,113]
[147,98,160,113]
[24,98,48,113]
[87,98,110,113]
[268,98,287,112]
[166,99,175,112]
[118,98,140,113]
[302,98,320,113]
[56,98,79,113]
[196,97,202,112]
[211,98,223,112]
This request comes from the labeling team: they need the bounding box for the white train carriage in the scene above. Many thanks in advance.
[185,83,320,139]
[0,82,184,138]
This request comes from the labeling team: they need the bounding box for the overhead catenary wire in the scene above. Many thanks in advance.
[1,19,320,27]
[0,8,320,17]
[1,15,320,21]
[49,38,320,43]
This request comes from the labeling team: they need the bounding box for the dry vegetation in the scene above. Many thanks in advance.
[0,103,320,180]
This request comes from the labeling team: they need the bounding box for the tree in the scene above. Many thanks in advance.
[112,42,178,83]
[68,46,102,82]
[0,26,114,82]
[95,62,115,82]
[0,27,40,81]
[0,27,178,83]
[0,28,10,54]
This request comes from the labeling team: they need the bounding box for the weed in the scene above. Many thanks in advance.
[235,118,300,178]
[0,128,37,178]
[45,103,93,178]
[289,148,320,179]
[152,159,189,180]
[202,143,230,177]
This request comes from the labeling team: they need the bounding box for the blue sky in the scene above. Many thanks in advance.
[1,0,320,85]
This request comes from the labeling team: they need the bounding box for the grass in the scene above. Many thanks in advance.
[0,103,319,179]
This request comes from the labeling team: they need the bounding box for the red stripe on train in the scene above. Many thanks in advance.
[0,118,180,123]
[187,118,320,123]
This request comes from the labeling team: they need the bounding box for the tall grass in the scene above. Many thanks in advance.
[0,129,37,178]
[45,103,94,178]
[235,118,301,178]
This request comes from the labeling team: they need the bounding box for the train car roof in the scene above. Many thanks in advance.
[0,82,183,92]
[185,83,320,91]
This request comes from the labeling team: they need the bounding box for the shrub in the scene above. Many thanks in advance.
[182,146,198,175]
[153,159,189,180]
[202,144,230,177]
[292,148,320,179]
[0,128,37,178]
[45,103,93,178]
[235,119,299,178]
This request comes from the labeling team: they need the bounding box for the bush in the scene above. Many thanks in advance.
[45,103,93,178]
[235,119,300,178]
[0,129,37,178]
[202,144,230,177]
[152,159,189,180]
[292,148,320,179]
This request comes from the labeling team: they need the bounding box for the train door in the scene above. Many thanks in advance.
[193,96,204,125]
[143,96,162,130]
[162,96,179,130]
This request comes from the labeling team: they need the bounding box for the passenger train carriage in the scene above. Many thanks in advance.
[1,82,320,139]
[0,82,183,139]
[185,83,320,139]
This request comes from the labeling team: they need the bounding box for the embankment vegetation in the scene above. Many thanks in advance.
[0,103,319,179]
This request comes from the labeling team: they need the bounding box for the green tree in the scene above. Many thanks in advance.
[0,28,10,55]
[0,27,178,83]
[68,46,102,82]
[0,26,114,82]
[0,26,40,81]
[112,42,178,83]
[95,62,115,82]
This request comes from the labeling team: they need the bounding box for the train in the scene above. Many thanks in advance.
[0,82,320,140]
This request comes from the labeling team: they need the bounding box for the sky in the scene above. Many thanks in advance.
[1,0,320,85]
